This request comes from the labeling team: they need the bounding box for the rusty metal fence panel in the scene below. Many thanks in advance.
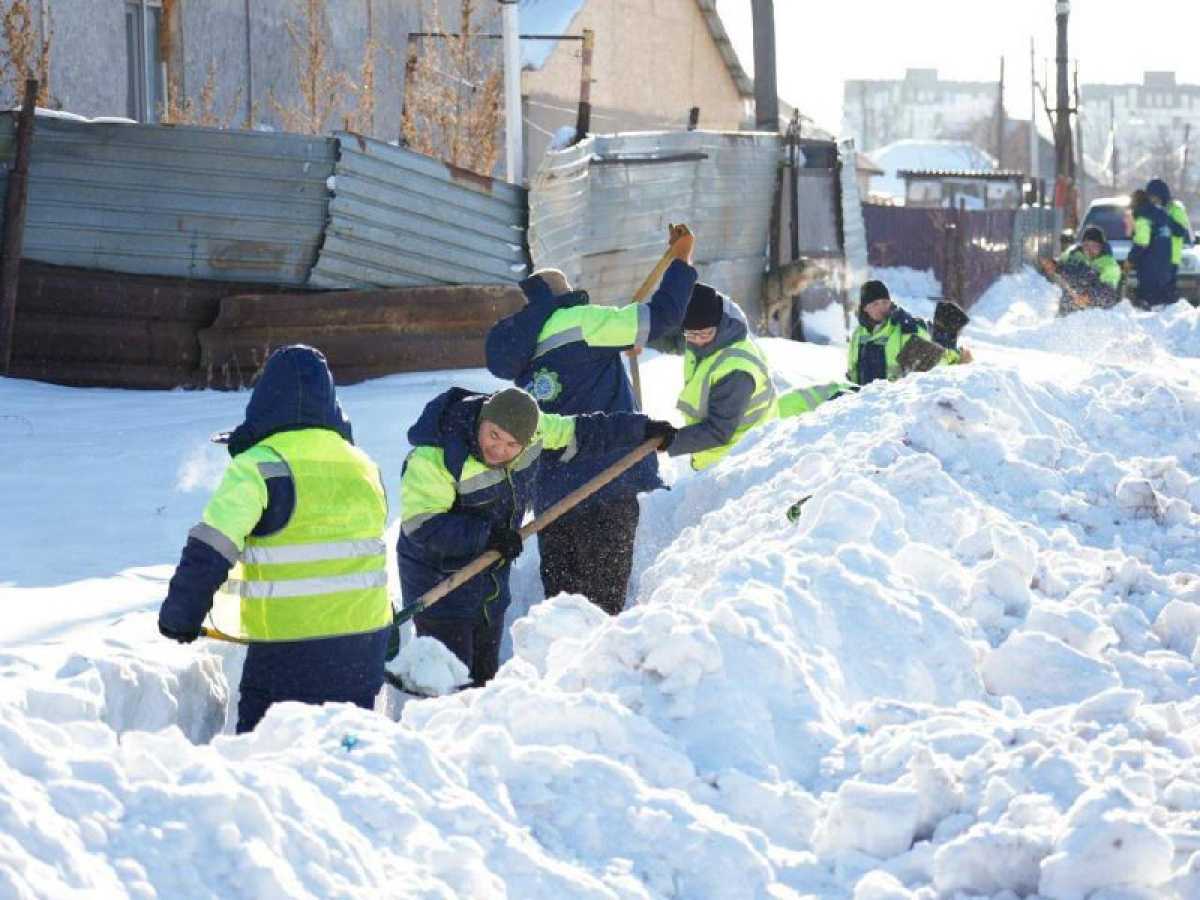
[863,203,1023,306]
[528,130,781,324]
[309,133,530,289]
[0,113,335,285]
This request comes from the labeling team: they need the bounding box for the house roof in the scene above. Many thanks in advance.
[898,169,1026,181]
[693,0,754,99]
[519,0,753,100]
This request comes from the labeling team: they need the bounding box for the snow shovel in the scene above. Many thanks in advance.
[627,224,693,409]
[896,334,950,375]
[396,436,664,628]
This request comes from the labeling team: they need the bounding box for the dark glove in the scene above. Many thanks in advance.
[644,419,677,450]
[159,621,200,644]
[486,526,523,561]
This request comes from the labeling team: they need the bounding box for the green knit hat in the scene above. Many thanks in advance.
[479,387,540,446]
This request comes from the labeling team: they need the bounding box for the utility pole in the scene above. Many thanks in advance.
[1074,61,1084,210]
[994,57,1006,169]
[1053,0,1077,227]
[751,0,779,131]
[499,0,524,184]
[1110,96,1118,191]
[1029,38,1039,188]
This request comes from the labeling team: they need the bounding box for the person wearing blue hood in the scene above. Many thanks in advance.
[158,345,392,733]
[1144,178,1192,302]
[483,225,696,616]
[398,385,673,684]
[1127,187,1186,309]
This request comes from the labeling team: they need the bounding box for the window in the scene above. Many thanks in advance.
[126,1,164,122]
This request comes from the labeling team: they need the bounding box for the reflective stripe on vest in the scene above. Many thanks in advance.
[677,338,778,470]
[209,430,391,643]
[531,304,650,360]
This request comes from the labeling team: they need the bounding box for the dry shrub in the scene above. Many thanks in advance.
[163,59,244,128]
[345,0,378,134]
[402,0,503,176]
[1,0,52,106]
[270,0,352,135]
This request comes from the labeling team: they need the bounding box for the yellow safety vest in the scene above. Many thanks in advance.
[210,430,391,642]
[677,337,778,470]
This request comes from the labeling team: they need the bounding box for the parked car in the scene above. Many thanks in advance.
[1079,195,1200,305]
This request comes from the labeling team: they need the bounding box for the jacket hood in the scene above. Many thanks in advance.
[1146,178,1171,204]
[691,295,748,359]
[407,387,487,475]
[227,345,352,456]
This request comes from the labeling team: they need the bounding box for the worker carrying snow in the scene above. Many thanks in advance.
[847,280,972,386]
[397,386,673,685]
[1041,225,1121,315]
[157,345,392,734]
[657,284,779,469]
[484,225,696,616]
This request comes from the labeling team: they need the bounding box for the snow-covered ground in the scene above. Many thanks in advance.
[3,269,1200,898]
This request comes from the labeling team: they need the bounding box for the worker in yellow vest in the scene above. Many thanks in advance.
[664,284,779,469]
[158,345,392,733]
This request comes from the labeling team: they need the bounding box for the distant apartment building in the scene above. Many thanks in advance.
[1078,71,1200,194]
[843,68,999,153]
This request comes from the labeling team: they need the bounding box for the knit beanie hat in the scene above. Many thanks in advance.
[859,279,890,307]
[1080,226,1105,245]
[683,282,723,330]
[479,387,540,446]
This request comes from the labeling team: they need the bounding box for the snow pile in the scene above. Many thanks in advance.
[2,271,1200,896]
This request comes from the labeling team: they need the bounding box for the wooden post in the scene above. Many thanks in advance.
[573,28,594,143]
[0,79,38,375]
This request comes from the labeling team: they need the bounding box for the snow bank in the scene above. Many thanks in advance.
[3,270,1200,896]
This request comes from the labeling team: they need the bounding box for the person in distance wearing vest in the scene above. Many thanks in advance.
[158,345,392,734]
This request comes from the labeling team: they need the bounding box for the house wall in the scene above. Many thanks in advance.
[521,0,748,179]
[6,0,420,142]
[844,69,998,152]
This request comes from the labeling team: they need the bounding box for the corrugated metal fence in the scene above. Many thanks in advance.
[529,130,780,324]
[0,113,530,289]
[863,203,1061,306]
[309,132,529,289]
[0,114,334,285]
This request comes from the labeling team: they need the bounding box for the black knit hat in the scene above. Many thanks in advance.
[1080,226,1105,245]
[859,280,890,307]
[683,283,723,330]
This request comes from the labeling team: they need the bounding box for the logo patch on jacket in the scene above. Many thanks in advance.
[527,368,563,402]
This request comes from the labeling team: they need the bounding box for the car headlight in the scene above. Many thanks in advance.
[1182,255,1199,273]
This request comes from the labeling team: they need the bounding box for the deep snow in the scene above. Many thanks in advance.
[3,269,1200,898]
